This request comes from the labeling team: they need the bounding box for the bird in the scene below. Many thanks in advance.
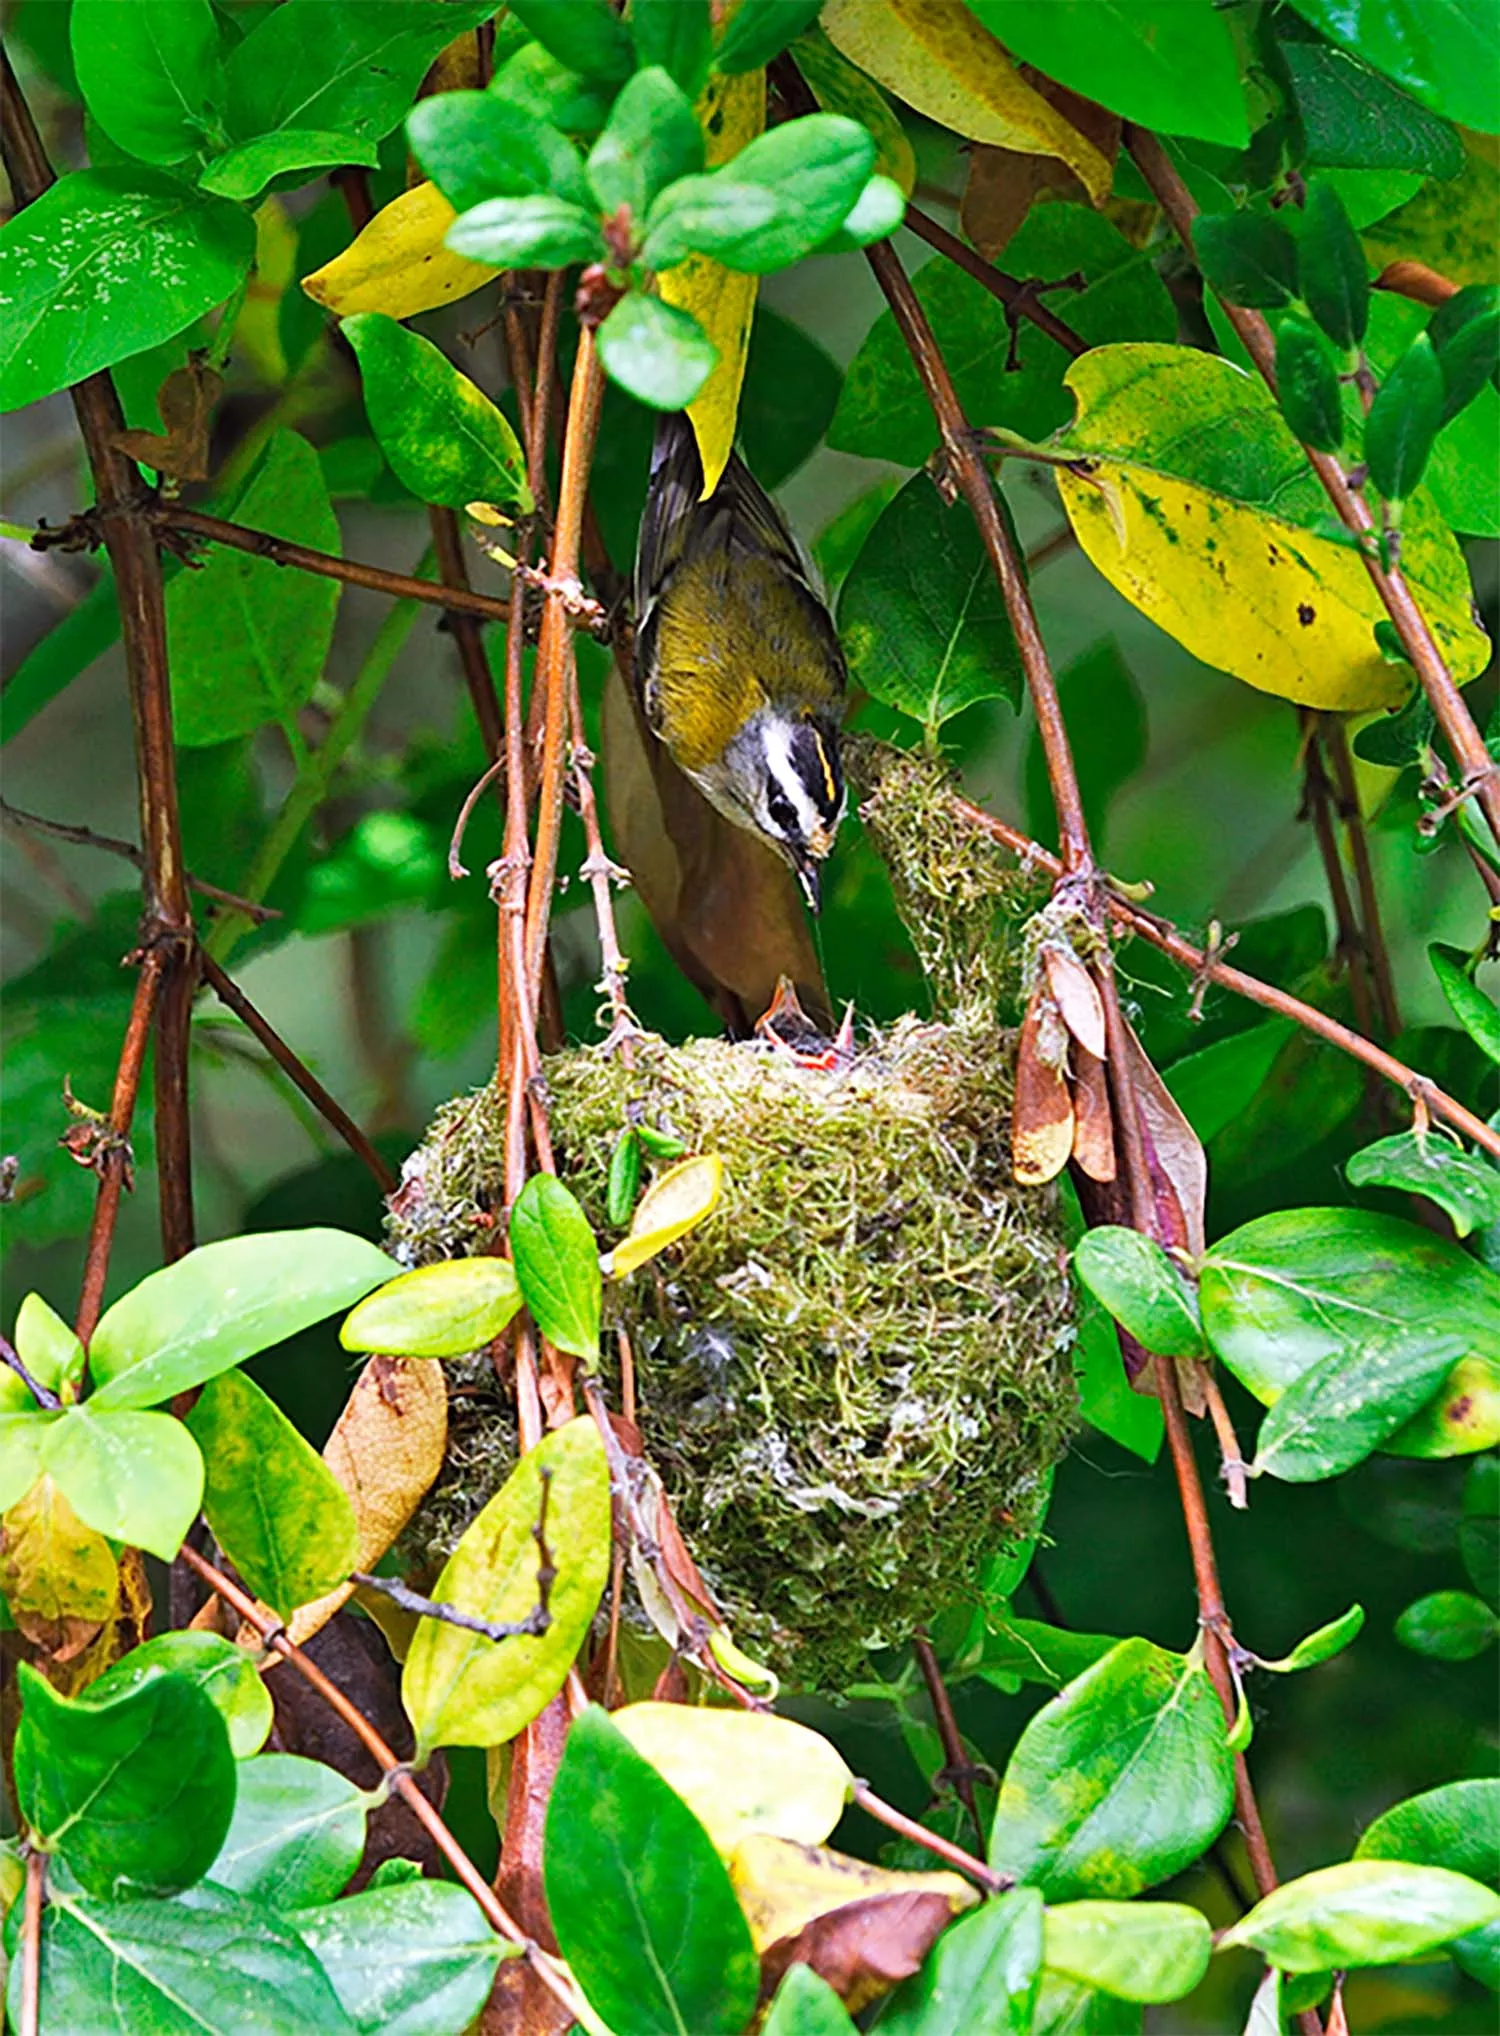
[632,414,847,914]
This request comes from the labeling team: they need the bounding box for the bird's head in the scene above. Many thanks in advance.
[727,710,845,912]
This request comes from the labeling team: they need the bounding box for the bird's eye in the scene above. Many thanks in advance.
[766,789,797,837]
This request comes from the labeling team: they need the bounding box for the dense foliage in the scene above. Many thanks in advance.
[1,1,1497,2032]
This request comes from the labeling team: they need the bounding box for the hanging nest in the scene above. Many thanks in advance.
[391,740,1077,1687]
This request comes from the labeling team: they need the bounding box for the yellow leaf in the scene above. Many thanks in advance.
[1364,136,1499,291]
[302,181,497,320]
[1050,344,1488,712]
[613,1703,852,1853]
[1385,1355,1500,1458]
[660,66,766,495]
[286,1354,448,1647]
[821,0,1112,204]
[793,25,916,195]
[604,1153,724,1277]
[728,1832,977,1953]
[0,1474,118,1660]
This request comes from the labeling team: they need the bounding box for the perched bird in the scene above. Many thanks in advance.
[632,415,847,913]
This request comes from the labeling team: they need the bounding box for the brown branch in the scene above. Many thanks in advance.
[1126,127,1500,851]
[199,953,396,1194]
[1322,715,1401,1039]
[1374,259,1458,308]
[3,51,197,1268]
[176,1543,589,2020]
[949,793,1500,1158]
[19,1849,43,2036]
[911,1630,986,1851]
[902,202,1090,358]
[1298,714,1378,1043]
[0,799,280,921]
[432,505,506,761]
[849,1780,1006,1893]
[75,948,166,1347]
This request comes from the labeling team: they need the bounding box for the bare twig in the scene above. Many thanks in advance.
[176,1543,589,2021]
[849,1780,1007,1893]
[199,953,396,1194]
[902,201,1090,359]
[947,793,1500,1159]
[75,948,166,1347]
[0,799,280,921]
[911,1630,987,1851]
[1127,127,1500,851]
[1298,714,1378,1042]
[1321,715,1401,1039]
[355,1471,554,1640]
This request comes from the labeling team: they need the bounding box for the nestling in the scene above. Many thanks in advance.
[633,415,847,912]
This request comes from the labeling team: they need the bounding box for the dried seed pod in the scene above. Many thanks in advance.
[1071,1046,1117,1183]
[1043,942,1107,1062]
[1013,985,1075,1186]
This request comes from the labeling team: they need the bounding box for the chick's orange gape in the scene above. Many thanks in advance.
[633,416,847,913]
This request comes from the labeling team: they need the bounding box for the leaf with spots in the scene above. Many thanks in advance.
[1045,344,1489,712]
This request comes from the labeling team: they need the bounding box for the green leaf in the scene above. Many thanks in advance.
[406,90,592,214]
[21,1882,355,2035]
[199,130,379,202]
[1033,1972,1143,2032]
[403,1415,610,1754]
[1355,1777,1500,1989]
[1429,283,1500,426]
[1395,1589,1499,1660]
[1279,39,1464,177]
[1042,1900,1212,2005]
[641,175,786,271]
[828,171,906,250]
[71,0,224,166]
[1199,1208,1500,1412]
[224,0,499,147]
[967,1,1248,147]
[445,192,604,269]
[632,0,713,97]
[40,1405,204,1562]
[1430,944,1500,1064]
[0,569,122,746]
[877,1888,1044,2034]
[1298,181,1370,352]
[714,0,825,75]
[1256,1602,1365,1673]
[506,0,635,85]
[763,1964,858,2035]
[838,469,1024,733]
[207,1753,368,1907]
[1276,316,1346,454]
[88,1226,399,1411]
[15,1659,236,1896]
[489,40,615,139]
[10,1292,85,1407]
[1462,1455,1498,1601]
[341,1257,523,1359]
[85,1631,273,1759]
[509,1175,602,1356]
[971,1619,1120,1696]
[0,167,255,412]
[607,1130,643,1226]
[1283,0,1499,132]
[831,205,1176,466]
[342,314,531,512]
[1191,211,1300,311]
[587,67,703,219]
[1366,332,1445,502]
[544,1705,760,2036]
[1072,1229,1204,1362]
[0,1411,54,1512]
[988,1638,1235,1900]
[186,1369,359,1619]
[1251,1331,1467,1483]
[1162,1021,1296,1147]
[166,429,342,745]
[1347,1127,1500,1237]
[1221,1858,1500,1971]
[1352,682,1435,764]
[288,1879,511,2035]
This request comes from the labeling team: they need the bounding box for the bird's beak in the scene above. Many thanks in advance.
[793,853,822,915]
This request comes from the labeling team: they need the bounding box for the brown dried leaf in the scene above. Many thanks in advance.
[0,1474,117,1662]
[731,1834,975,2012]
[1043,944,1107,1061]
[1121,1018,1207,1258]
[284,1355,447,1646]
[1071,1045,1116,1182]
[960,74,1120,258]
[112,359,223,480]
[602,659,830,1034]
[1013,986,1074,1185]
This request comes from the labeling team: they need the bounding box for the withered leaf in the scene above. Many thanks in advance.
[112,359,224,481]
[960,76,1120,259]
[1071,1045,1117,1183]
[1013,986,1075,1186]
[1044,944,1107,1062]
[0,1473,117,1662]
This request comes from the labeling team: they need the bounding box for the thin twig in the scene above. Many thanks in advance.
[849,1780,1007,1893]
[199,953,395,1194]
[911,1630,987,1852]
[946,793,1500,1159]
[1127,127,1500,852]
[1299,713,1378,1042]
[1203,1372,1250,1511]
[355,1470,554,1640]
[75,948,166,1347]
[902,202,1090,359]
[0,799,281,921]
[176,1543,589,2021]
[1321,715,1401,1039]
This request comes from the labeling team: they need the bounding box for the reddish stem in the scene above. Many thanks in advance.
[74,949,166,1347]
